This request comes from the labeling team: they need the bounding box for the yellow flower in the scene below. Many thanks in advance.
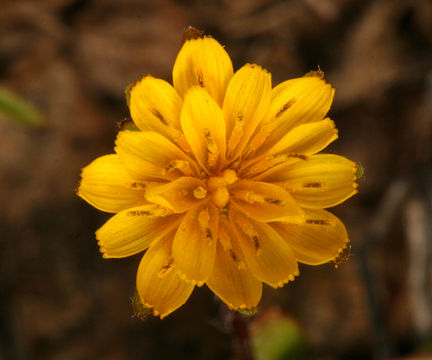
[77,34,359,318]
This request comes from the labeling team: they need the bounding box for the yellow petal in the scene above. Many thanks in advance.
[223,64,271,160]
[136,232,195,318]
[145,177,208,213]
[206,242,262,310]
[266,118,337,156]
[229,180,304,223]
[249,72,334,154]
[272,209,349,265]
[77,154,148,213]
[217,217,247,270]
[180,87,226,172]
[96,204,182,258]
[172,205,218,285]
[230,211,299,288]
[129,76,189,151]
[115,131,198,181]
[276,154,358,209]
[173,37,233,106]
[242,119,338,177]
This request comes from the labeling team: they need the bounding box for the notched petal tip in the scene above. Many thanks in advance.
[270,269,300,289]
[304,69,336,93]
[332,243,352,269]
[245,63,269,74]
[177,271,205,287]
[304,69,325,80]
[125,74,156,106]
[237,307,259,316]
[228,303,259,312]
[182,26,205,43]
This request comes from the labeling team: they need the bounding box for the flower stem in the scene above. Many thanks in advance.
[228,310,254,360]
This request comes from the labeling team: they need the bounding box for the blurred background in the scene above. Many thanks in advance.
[1,0,431,359]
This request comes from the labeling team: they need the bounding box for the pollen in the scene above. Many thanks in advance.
[193,186,207,199]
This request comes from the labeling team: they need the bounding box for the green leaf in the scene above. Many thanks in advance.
[124,81,137,108]
[355,163,364,179]
[132,290,152,320]
[0,86,44,127]
[118,118,140,131]
[252,309,306,360]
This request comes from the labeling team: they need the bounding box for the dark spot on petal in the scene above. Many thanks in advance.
[150,108,168,125]
[159,258,174,276]
[127,210,152,216]
[306,219,334,225]
[275,98,296,118]
[252,236,260,251]
[265,198,283,205]
[303,182,324,188]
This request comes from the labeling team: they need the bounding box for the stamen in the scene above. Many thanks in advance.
[245,191,265,204]
[246,98,296,154]
[247,118,280,153]
[203,128,219,168]
[234,191,282,206]
[237,219,261,254]
[227,112,244,156]
[165,159,194,176]
[167,128,192,153]
[198,208,213,242]
[218,227,231,250]
[218,227,246,269]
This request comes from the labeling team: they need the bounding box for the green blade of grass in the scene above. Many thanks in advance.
[0,86,44,127]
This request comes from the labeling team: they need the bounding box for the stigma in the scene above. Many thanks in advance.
[206,169,238,208]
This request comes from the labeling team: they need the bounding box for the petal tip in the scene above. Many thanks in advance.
[304,69,325,79]
[182,26,205,43]
[177,270,206,287]
[269,269,299,289]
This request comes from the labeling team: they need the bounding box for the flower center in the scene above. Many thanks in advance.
[206,169,238,208]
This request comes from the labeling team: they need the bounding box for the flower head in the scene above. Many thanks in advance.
[78,31,359,318]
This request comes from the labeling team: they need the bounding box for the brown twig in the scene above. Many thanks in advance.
[358,178,410,360]
[227,310,254,360]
